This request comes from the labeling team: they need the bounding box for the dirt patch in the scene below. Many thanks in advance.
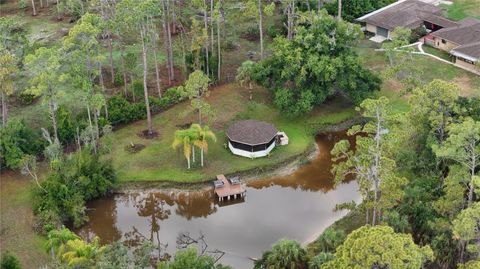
[124,143,146,154]
[137,130,159,139]
[453,75,475,96]
[240,32,260,41]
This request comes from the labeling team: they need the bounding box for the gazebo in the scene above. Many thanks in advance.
[226,120,278,158]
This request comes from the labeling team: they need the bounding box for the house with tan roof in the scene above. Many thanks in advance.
[357,0,457,42]
[429,18,480,71]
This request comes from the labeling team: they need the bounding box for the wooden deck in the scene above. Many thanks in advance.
[214,175,246,201]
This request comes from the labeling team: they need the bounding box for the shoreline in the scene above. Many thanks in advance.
[115,117,364,193]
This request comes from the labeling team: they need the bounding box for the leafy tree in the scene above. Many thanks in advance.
[331,97,407,225]
[382,27,423,92]
[324,0,396,22]
[321,225,434,269]
[180,70,212,124]
[190,124,216,167]
[0,47,18,126]
[0,252,21,269]
[158,247,231,269]
[24,46,66,144]
[433,118,480,207]
[309,252,335,269]
[0,120,44,169]
[312,227,345,253]
[409,80,460,144]
[254,239,308,269]
[116,0,159,134]
[452,202,480,263]
[242,0,274,59]
[254,10,380,116]
[236,60,258,100]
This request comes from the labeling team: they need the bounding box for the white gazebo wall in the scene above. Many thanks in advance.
[228,141,275,158]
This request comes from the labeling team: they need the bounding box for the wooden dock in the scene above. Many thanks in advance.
[214,174,246,201]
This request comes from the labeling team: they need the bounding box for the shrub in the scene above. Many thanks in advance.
[113,72,125,86]
[0,252,21,269]
[57,106,82,145]
[33,150,116,229]
[17,92,37,105]
[0,120,45,169]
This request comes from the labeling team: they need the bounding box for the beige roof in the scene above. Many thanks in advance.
[357,0,443,30]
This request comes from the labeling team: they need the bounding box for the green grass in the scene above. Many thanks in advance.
[422,45,453,62]
[0,171,49,268]
[441,0,480,20]
[108,83,356,183]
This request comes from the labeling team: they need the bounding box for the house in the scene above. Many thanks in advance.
[357,0,457,42]
[429,18,480,71]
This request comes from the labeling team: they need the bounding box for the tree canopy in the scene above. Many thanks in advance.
[252,10,380,116]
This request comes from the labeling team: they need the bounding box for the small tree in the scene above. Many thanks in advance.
[172,129,194,169]
[236,60,257,100]
[180,70,213,125]
[254,239,308,269]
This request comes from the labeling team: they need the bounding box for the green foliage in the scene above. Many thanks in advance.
[313,227,346,253]
[158,247,231,269]
[452,202,480,257]
[321,225,434,269]
[0,120,45,169]
[254,239,308,269]
[0,252,21,269]
[324,0,396,22]
[309,252,335,269]
[33,150,116,229]
[254,11,380,116]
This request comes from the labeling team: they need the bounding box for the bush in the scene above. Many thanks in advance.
[0,252,21,269]
[17,92,37,105]
[113,72,125,86]
[57,106,84,145]
[0,120,45,170]
[33,150,116,229]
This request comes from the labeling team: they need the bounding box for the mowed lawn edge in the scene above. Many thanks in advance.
[107,83,357,183]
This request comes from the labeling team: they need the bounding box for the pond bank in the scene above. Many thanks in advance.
[116,117,365,192]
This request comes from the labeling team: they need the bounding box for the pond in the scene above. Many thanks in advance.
[75,132,361,269]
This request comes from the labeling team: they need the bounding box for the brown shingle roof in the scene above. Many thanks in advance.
[451,42,480,60]
[431,18,480,46]
[226,120,277,146]
[357,0,443,30]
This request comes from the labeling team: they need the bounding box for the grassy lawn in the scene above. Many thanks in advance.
[422,45,453,61]
[0,170,49,268]
[441,0,480,20]
[355,41,480,98]
[108,83,356,183]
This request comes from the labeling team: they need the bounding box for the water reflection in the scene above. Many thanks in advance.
[76,131,360,269]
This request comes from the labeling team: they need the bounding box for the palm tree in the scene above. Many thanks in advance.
[172,129,194,169]
[45,227,80,259]
[190,124,217,167]
[61,237,105,267]
[256,239,308,269]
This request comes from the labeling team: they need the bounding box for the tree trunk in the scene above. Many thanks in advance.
[48,99,59,144]
[93,107,100,150]
[121,50,128,98]
[192,146,195,163]
[56,0,61,20]
[152,38,162,98]
[217,8,221,82]
[140,26,153,134]
[203,0,210,77]
[98,63,109,119]
[39,0,43,8]
[201,148,204,167]
[468,155,476,207]
[210,0,214,57]
[1,92,7,126]
[108,36,115,84]
[167,0,174,81]
[258,0,264,59]
[31,0,37,16]
[161,0,172,84]
[338,0,342,21]
[187,156,190,169]
[86,103,97,154]
[317,0,322,12]
[130,74,136,102]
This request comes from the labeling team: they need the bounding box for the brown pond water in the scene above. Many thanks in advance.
[75,132,361,269]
